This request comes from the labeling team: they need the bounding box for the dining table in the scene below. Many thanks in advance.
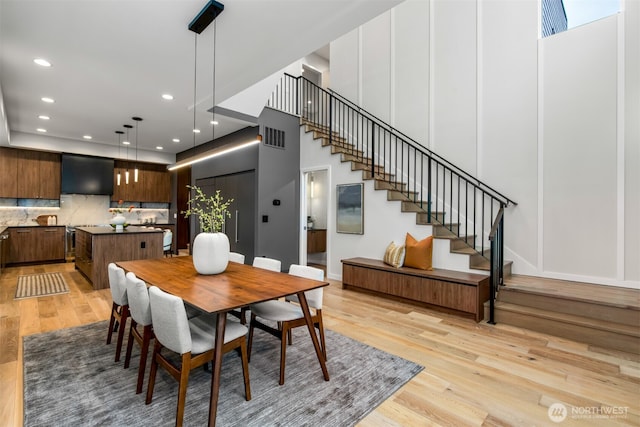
[117,255,330,426]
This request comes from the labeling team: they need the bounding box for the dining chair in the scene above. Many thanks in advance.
[228,251,245,264]
[123,272,154,394]
[106,263,129,362]
[163,229,173,257]
[247,264,325,385]
[229,256,281,325]
[146,286,251,427]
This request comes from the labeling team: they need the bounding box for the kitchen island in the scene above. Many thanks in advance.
[75,226,163,290]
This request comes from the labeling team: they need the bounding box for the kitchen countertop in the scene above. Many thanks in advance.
[76,226,164,235]
[5,224,66,228]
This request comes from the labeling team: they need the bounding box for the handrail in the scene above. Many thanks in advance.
[324,80,516,208]
[488,206,504,241]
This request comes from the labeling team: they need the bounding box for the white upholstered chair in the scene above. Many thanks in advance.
[163,229,173,257]
[247,264,326,385]
[124,272,154,394]
[228,251,245,264]
[252,256,281,273]
[146,286,251,427]
[229,256,280,325]
[106,263,129,362]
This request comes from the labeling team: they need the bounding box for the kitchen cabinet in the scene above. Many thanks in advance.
[0,148,60,199]
[112,160,171,203]
[39,152,62,199]
[0,148,18,197]
[17,150,61,199]
[7,226,65,264]
[307,229,326,253]
[75,226,163,289]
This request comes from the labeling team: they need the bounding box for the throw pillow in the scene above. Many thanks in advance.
[383,241,405,268]
[404,233,433,270]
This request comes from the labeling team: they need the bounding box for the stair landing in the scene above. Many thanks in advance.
[492,275,640,355]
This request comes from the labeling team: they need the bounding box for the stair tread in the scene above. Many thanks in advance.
[495,301,640,336]
[504,275,640,310]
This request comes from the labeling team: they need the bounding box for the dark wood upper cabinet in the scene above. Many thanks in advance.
[112,160,170,203]
[0,148,60,199]
[0,147,18,198]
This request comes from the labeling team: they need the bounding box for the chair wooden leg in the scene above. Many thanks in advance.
[239,339,252,401]
[106,303,117,344]
[175,353,192,427]
[136,325,153,394]
[317,311,327,361]
[279,322,289,385]
[114,306,129,362]
[145,341,161,405]
[124,319,138,369]
[247,313,257,363]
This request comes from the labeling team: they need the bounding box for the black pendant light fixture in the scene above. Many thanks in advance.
[132,116,142,183]
[115,130,124,186]
[124,124,133,184]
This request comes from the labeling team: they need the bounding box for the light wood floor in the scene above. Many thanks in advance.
[1,262,639,426]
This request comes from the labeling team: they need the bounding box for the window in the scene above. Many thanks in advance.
[542,0,620,38]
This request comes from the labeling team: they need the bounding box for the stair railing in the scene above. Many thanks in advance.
[488,207,504,324]
[268,73,515,322]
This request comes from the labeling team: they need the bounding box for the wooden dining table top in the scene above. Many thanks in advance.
[116,256,330,313]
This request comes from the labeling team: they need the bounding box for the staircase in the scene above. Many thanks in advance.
[268,73,517,321]
[302,120,511,277]
[266,73,640,354]
[488,275,640,354]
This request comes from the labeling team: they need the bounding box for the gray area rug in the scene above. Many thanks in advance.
[15,272,69,299]
[23,321,422,426]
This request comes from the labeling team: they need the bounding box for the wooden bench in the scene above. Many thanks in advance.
[341,257,490,322]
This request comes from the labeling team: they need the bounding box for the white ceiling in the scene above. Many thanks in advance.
[0,0,402,162]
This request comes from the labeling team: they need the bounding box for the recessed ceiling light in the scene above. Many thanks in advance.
[83,135,92,140]
[37,128,47,133]
[210,120,219,125]
[38,115,50,120]
[162,94,174,100]
[34,58,52,67]
[123,141,131,145]
[172,138,180,143]
[41,97,55,103]
[156,146,164,150]
[193,129,201,133]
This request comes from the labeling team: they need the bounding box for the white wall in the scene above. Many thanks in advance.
[542,16,618,279]
[322,0,639,288]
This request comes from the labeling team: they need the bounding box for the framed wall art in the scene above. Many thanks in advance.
[336,183,364,234]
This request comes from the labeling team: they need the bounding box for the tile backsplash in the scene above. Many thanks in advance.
[0,194,170,226]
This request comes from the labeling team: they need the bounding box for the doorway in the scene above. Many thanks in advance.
[301,168,329,268]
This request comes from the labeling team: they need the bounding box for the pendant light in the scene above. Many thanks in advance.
[132,116,142,183]
[124,124,133,184]
[115,130,124,186]
[192,32,198,151]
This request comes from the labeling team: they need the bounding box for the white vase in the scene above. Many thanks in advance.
[111,214,126,232]
[192,232,230,275]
